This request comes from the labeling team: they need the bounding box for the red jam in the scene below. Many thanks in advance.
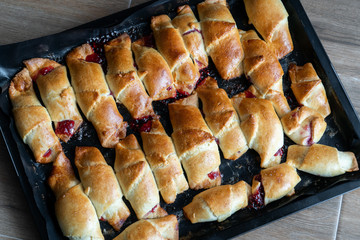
[39,66,54,76]
[244,90,256,98]
[144,204,159,218]
[274,146,284,157]
[85,53,102,64]
[99,216,106,221]
[166,86,173,91]
[183,28,202,36]
[129,116,153,132]
[208,171,220,180]
[43,149,52,158]
[55,120,75,136]
[248,174,265,210]
[196,67,210,87]
[215,138,220,145]
[306,121,314,145]
[142,34,156,48]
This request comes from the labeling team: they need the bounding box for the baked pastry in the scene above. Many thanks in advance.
[132,38,176,100]
[66,43,127,148]
[197,0,244,79]
[286,144,359,177]
[232,93,283,168]
[172,5,209,69]
[281,106,327,145]
[48,152,103,240]
[24,58,83,142]
[104,33,154,119]
[289,63,331,118]
[240,30,290,117]
[113,215,178,240]
[169,93,221,189]
[141,119,189,204]
[151,14,200,95]
[243,0,293,59]
[196,77,248,160]
[74,146,130,231]
[183,180,250,223]
[9,68,62,163]
[114,134,167,219]
[249,163,301,209]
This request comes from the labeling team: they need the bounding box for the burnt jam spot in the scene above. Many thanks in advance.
[130,116,153,132]
[208,170,220,180]
[43,149,52,158]
[248,174,265,210]
[196,67,210,87]
[55,120,75,137]
[244,90,256,98]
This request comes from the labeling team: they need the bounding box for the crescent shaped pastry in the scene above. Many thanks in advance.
[196,77,248,160]
[151,14,200,95]
[281,106,327,145]
[104,33,154,119]
[66,43,127,148]
[48,152,103,240]
[9,68,62,163]
[286,144,359,177]
[169,93,221,189]
[289,62,331,118]
[197,0,244,79]
[183,181,250,223]
[243,0,293,59]
[172,5,209,69]
[141,119,189,204]
[232,93,284,168]
[114,134,167,219]
[74,146,130,231]
[24,58,83,142]
[113,215,178,240]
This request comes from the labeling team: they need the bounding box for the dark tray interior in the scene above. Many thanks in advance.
[0,0,360,239]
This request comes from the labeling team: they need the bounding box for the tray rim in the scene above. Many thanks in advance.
[0,0,359,239]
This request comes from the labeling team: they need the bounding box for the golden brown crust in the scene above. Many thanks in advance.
[132,39,176,100]
[196,77,248,160]
[141,119,189,204]
[240,30,290,117]
[286,144,359,177]
[74,147,130,231]
[105,33,154,119]
[172,5,209,69]
[169,94,221,189]
[9,68,61,163]
[114,134,167,219]
[183,181,250,223]
[48,152,104,240]
[281,106,327,145]
[243,0,293,59]
[231,95,283,168]
[289,63,331,118]
[113,215,179,240]
[24,58,83,142]
[151,14,199,95]
[253,163,301,205]
[66,44,127,148]
[197,0,243,79]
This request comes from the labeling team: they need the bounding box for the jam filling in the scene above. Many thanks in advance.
[129,116,153,132]
[85,53,103,64]
[142,34,156,48]
[306,121,314,145]
[215,138,220,145]
[99,216,106,221]
[196,67,210,87]
[208,170,220,180]
[284,91,302,110]
[244,90,256,98]
[248,174,265,210]
[55,120,75,137]
[183,28,202,36]
[274,146,284,157]
[144,204,159,218]
[33,66,55,81]
[43,149,52,158]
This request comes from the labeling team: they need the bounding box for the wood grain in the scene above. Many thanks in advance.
[0,0,359,239]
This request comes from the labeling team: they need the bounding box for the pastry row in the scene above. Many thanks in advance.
[48,143,357,239]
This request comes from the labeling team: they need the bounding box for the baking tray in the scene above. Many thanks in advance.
[0,0,360,239]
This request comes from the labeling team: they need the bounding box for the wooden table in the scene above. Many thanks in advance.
[0,0,359,239]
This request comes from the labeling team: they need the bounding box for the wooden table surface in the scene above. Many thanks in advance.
[0,0,359,239]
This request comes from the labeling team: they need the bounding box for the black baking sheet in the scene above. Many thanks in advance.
[0,0,360,239]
